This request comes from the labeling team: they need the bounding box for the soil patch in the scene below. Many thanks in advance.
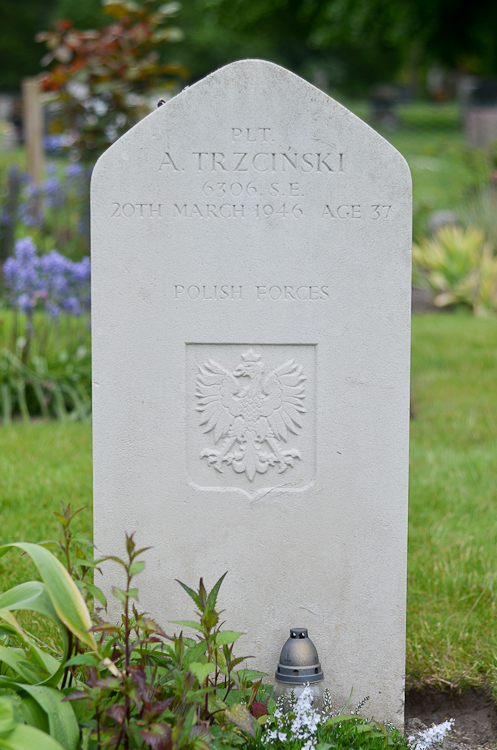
[412,287,437,313]
[405,689,497,749]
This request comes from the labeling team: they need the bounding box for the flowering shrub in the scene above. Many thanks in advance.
[4,236,90,318]
[37,0,187,163]
[0,237,91,422]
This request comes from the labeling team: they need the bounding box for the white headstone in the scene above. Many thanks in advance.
[92,60,411,725]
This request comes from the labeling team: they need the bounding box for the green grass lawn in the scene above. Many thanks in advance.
[0,420,92,591]
[408,314,497,698]
[0,314,497,698]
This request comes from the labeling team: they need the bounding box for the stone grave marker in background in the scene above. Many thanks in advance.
[92,60,412,725]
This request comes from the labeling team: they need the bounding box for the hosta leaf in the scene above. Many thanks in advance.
[0,611,61,685]
[0,582,68,685]
[14,686,79,750]
[20,696,48,732]
[0,699,15,735]
[0,545,95,650]
[0,582,62,630]
[0,646,46,684]
[0,722,66,750]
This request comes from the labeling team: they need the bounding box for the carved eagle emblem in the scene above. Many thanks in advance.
[195,349,306,481]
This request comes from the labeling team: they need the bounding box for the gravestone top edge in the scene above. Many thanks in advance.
[91,58,411,186]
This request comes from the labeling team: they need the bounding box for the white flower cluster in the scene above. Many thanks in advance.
[264,686,322,750]
[408,720,454,750]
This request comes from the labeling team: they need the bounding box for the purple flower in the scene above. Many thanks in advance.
[41,249,72,276]
[17,293,33,313]
[62,296,81,316]
[42,176,64,208]
[25,182,40,199]
[72,257,91,283]
[3,237,91,316]
[18,201,42,228]
[45,302,61,318]
[65,163,83,179]
[15,236,38,263]
[4,238,41,302]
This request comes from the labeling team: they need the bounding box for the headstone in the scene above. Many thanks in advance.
[92,60,412,726]
[464,78,497,147]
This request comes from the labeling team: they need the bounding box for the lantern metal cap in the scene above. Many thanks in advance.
[275,628,324,684]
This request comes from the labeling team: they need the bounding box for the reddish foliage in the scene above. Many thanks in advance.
[36,1,187,161]
[251,702,269,718]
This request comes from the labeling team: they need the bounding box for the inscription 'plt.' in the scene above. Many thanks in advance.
[195,349,306,481]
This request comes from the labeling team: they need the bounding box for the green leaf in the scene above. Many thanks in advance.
[225,703,255,738]
[112,588,127,605]
[206,571,227,611]
[15,686,79,750]
[175,580,200,609]
[0,583,61,626]
[0,699,15,736]
[339,687,354,715]
[0,582,68,686]
[20,696,49,732]
[322,715,362,727]
[63,654,97,668]
[83,583,106,608]
[172,620,203,631]
[183,640,207,669]
[207,693,227,715]
[235,670,266,683]
[112,587,138,604]
[215,631,242,646]
[189,661,216,683]
[0,722,66,750]
[0,646,45,684]
[316,744,333,750]
[128,561,145,576]
[0,611,61,684]
[0,545,95,650]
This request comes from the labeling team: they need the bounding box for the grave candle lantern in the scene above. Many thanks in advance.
[273,628,325,710]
